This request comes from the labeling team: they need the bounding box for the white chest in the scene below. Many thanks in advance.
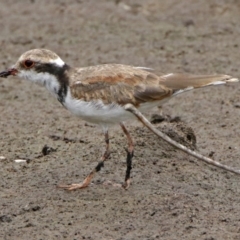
[63,90,134,125]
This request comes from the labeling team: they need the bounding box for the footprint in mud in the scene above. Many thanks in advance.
[150,114,197,150]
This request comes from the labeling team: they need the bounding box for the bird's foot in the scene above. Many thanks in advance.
[102,180,122,188]
[122,179,131,190]
[58,177,131,190]
[102,179,131,190]
[57,182,89,191]
[58,175,93,190]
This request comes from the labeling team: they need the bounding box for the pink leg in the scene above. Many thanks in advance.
[58,130,110,190]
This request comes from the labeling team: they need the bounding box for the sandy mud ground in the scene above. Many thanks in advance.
[1,0,240,239]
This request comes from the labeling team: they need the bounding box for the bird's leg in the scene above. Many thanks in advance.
[120,123,134,189]
[124,103,240,176]
[58,130,110,190]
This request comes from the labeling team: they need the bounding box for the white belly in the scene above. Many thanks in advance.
[63,90,134,124]
[63,90,166,125]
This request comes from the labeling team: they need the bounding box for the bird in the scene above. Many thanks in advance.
[0,49,238,190]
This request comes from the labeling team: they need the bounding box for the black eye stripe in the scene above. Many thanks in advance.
[34,63,70,104]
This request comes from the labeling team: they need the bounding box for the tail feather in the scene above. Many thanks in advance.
[159,73,238,96]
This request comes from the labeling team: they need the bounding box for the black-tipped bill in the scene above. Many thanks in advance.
[0,69,18,78]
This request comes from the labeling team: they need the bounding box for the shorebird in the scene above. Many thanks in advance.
[0,49,238,190]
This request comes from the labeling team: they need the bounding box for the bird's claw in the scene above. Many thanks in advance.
[57,183,88,191]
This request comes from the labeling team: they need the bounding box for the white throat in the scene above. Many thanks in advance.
[18,69,61,97]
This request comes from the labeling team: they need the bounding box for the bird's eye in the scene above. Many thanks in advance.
[23,60,34,68]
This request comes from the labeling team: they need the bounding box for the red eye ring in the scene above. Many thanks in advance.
[23,59,34,68]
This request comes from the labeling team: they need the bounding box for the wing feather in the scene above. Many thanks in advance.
[69,64,170,105]
[68,64,235,106]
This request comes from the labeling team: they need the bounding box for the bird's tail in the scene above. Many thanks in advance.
[159,73,238,96]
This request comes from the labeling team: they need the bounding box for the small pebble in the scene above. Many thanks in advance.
[0,156,6,160]
[14,159,27,163]
[42,145,56,156]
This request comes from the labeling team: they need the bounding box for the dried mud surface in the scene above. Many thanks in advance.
[1,1,240,239]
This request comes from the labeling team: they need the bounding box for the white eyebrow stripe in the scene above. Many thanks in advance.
[50,57,65,67]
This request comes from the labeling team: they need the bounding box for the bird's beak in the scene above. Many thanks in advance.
[0,68,18,78]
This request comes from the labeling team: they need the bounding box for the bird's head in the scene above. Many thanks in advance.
[0,49,70,96]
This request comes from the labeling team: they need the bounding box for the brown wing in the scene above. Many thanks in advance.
[69,64,171,106]
[68,64,236,106]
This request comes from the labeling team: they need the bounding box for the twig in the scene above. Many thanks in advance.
[124,103,240,175]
